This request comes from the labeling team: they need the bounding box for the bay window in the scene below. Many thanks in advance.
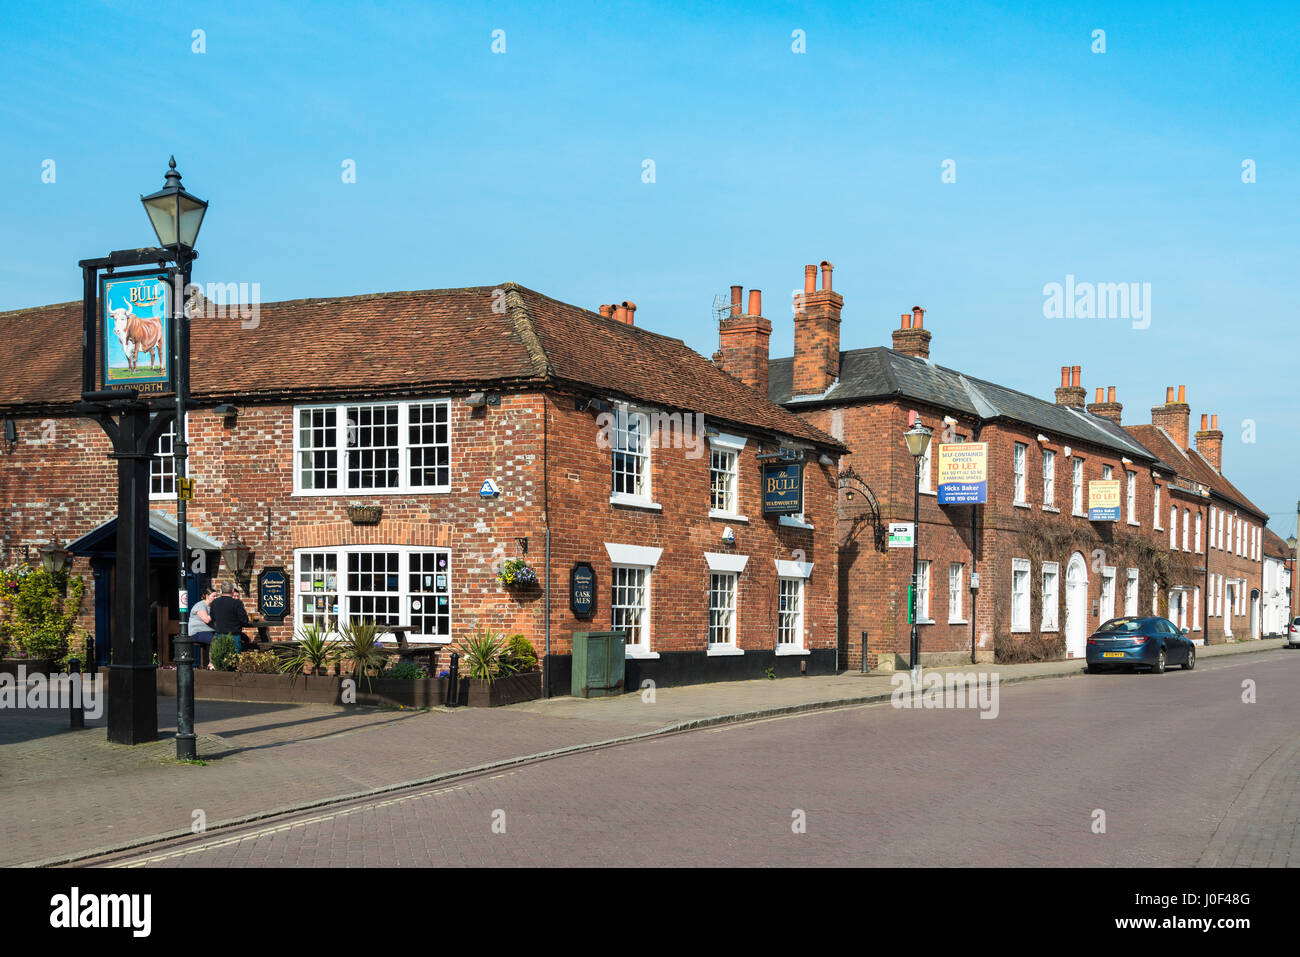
[294,546,451,641]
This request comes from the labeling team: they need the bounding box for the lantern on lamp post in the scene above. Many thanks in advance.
[903,421,932,678]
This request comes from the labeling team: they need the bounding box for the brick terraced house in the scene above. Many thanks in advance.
[1126,404,1269,643]
[0,283,845,692]
[715,260,1231,671]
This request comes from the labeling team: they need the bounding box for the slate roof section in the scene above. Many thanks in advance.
[0,283,841,450]
[1124,424,1268,521]
[771,346,1158,463]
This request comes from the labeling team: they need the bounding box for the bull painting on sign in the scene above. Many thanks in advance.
[101,270,172,393]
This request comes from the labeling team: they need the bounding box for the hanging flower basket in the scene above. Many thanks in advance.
[496,558,538,589]
[347,504,383,525]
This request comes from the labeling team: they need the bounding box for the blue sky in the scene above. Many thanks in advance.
[1,1,1296,533]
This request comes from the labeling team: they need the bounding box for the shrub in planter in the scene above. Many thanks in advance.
[455,627,518,684]
[280,624,338,675]
[233,650,281,674]
[501,633,538,673]
[384,660,429,680]
[210,635,239,671]
[0,564,85,662]
[335,619,386,689]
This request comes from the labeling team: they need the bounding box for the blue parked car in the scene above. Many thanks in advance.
[1085,616,1196,674]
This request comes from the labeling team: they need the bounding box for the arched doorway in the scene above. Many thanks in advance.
[1250,589,1261,640]
[1065,552,1088,658]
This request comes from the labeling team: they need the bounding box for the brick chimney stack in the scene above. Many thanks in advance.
[1196,412,1224,472]
[715,285,772,395]
[1087,384,1123,424]
[792,260,843,395]
[1054,365,1086,408]
[1152,384,1191,450]
[891,306,932,360]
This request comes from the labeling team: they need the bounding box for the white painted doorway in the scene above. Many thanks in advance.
[1065,552,1088,658]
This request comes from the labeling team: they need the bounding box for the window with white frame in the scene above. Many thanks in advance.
[777,577,804,649]
[1195,512,1202,552]
[708,572,737,647]
[294,546,451,641]
[948,562,964,622]
[915,560,931,621]
[1193,587,1200,630]
[1072,458,1084,515]
[1182,509,1190,551]
[294,401,451,494]
[1042,449,1055,506]
[1126,470,1137,524]
[1013,442,1027,504]
[611,565,650,651]
[1170,507,1177,548]
[1100,566,1116,621]
[709,447,738,516]
[150,418,178,499]
[611,405,650,501]
[1125,568,1139,617]
[1224,513,1232,552]
[1011,559,1030,632]
[1041,562,1059,631]
[1153,483,1161,527]
[1209,507,1216,549]
[1102,464,1113,480]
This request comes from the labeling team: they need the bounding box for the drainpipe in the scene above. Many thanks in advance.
[543,393,552,697]
[1203,501,1210,642]
[970,418,985,665]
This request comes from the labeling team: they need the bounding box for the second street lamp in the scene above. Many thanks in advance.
[142,156,207,761]
[903,421,932,679]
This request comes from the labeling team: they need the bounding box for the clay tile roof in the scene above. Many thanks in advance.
[1124,423,1268,521]
[1264,527,1293,561]
[0,283,842,450]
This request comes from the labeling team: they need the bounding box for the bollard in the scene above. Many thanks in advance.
[69,659,84,729]
[85,635,97,676]
[861,631,868,673]
[445,651,460,708]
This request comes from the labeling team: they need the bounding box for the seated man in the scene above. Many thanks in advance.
[208,580,252,652]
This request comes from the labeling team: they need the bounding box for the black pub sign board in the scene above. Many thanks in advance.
[762,461,804,515]
[570,562,596,619]
[257,566,289,622]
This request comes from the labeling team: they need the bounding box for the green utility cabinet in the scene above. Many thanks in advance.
[571,631,627,698]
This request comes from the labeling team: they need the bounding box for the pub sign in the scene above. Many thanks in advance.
[257,566,289,622]
[100,270,173,394]
[570,562,596,619]
[762,462,803,515]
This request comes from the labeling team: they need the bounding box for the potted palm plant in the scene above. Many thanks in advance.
[334,619,386,691]
[279,624,338,677]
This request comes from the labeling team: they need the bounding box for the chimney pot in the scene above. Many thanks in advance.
[1071,366,1081,388]
[730,285,743,316]
[804,265,817,294]
[912,306,925,329]
[1165,386,1175,403]
[1107,386,1116,403]
[598,304,613,318]
[1060,366,1069,388]
[747,289,762,316]
[1177,384,1186,403]
[1200,413,1208,430]
[1211,414,1218,429]
[901,313,911,330]
[622,300,637,325]
[820,260,833,291]
[613,304,628,324]
[1095,387,1104,403]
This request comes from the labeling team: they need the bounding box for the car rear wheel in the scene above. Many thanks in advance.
[1152,649,1166,674]
[1182,646,1195,671]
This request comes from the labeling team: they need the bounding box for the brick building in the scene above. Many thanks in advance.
[0,283,844,692]
[716,261,1219,670]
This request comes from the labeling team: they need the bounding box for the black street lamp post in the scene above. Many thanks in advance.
[142,157,207,760]
[903,421,932,678]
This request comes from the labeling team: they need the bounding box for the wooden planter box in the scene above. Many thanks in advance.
[465,671,543,707]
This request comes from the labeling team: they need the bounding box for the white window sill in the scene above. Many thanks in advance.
[778,515,814,530]
[1010,625,1031,634]
[610,493,663,511]
[948,619,968,626]
[1041,505,1059,513]
[774,646,810,656]
[1128,520,1140,527]
[1155,526,1163,531]
[623,648,660,660]
[706,646,745,657]
[1041,625,1059,633]
[293,486,452,497]
[1073,511,1086,518]
[1014,501,1030,509]
[709,510,748,523]
[919,489,936,497]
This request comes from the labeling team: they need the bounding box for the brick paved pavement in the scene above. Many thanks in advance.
[96,647,1300,868]
[3,638,1289,866]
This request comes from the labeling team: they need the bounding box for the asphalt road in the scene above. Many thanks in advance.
[91,650,1300,867]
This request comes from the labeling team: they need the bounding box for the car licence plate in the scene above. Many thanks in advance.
[1102,652,1125,658]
